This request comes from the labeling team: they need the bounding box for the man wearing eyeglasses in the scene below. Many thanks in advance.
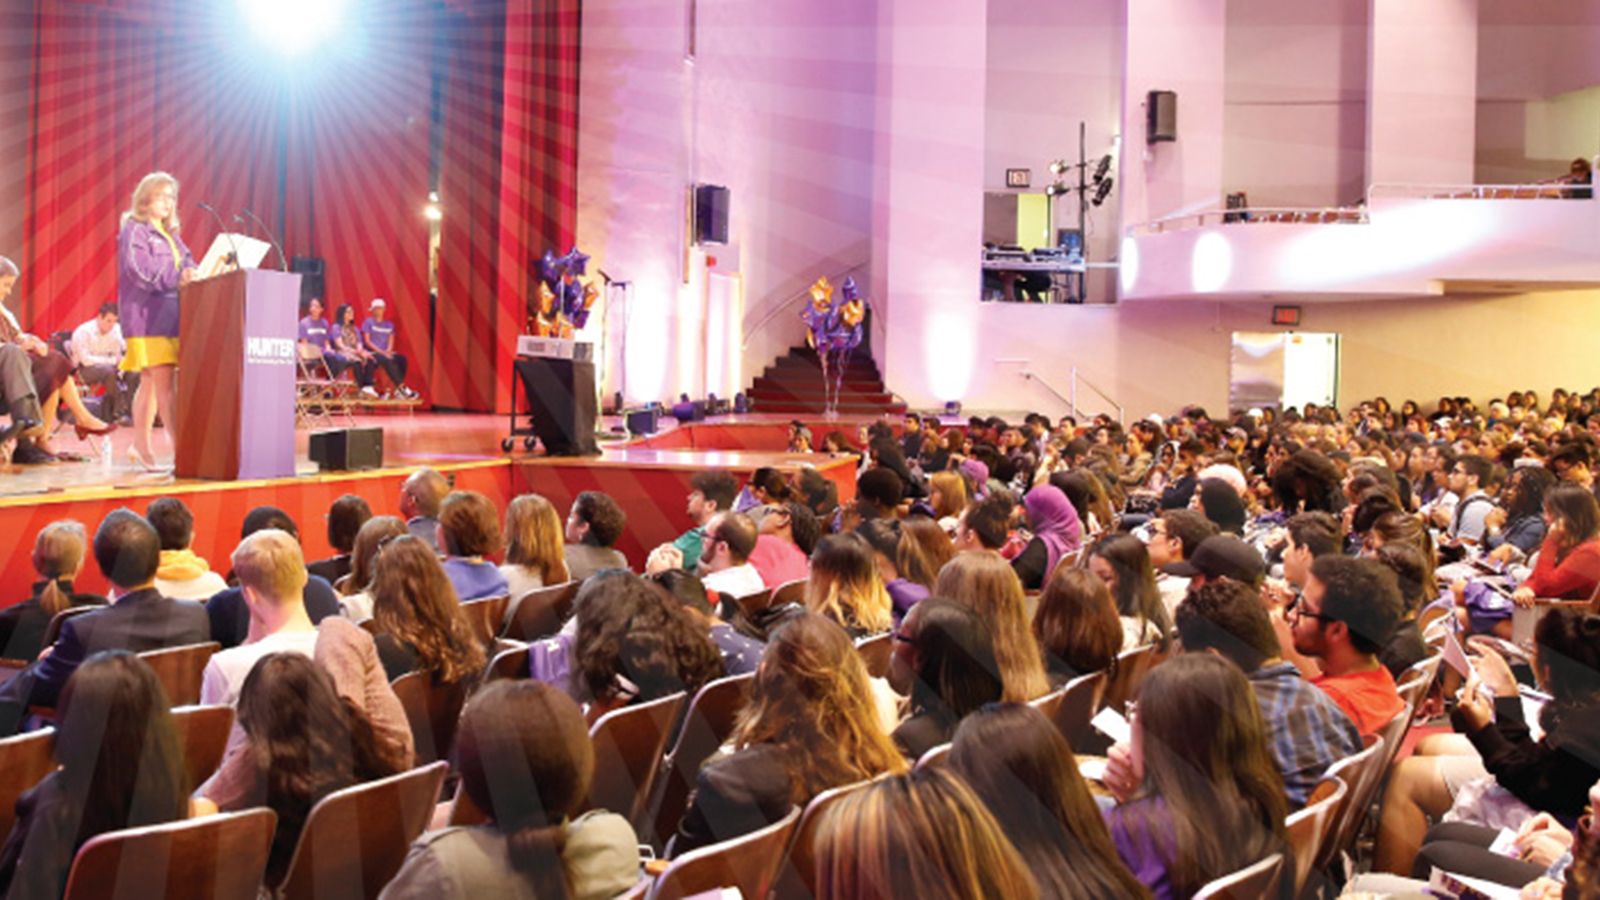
[1289,555,1406,738]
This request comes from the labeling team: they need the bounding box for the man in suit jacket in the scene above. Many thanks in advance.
[0,509,210,732]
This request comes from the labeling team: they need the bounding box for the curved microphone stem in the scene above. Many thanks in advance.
[197,202,240,273]
[238,208,289,272]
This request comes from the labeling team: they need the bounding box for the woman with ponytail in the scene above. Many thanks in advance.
[0,521,104,661]
[381,681,640,900]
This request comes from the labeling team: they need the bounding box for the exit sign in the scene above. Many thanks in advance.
[1272,305,1301,327]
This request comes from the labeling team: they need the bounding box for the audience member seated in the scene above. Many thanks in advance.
[380,681,640,899]
[1376,607,1600,875]
[400,468,449,551]
[564,491,630,581]
[663,471,738,572]
[147,497,229,600]
[1195,477,1247,536]
[1032,566,1122,687]
[200,529,319,709]
[1442,454,1497,544]
[206,506,342,649]
[335,515,408,621]
[0,509,209,730]
[887,598,1004,760]
[308,494,371,585]
[1102,654,1290,899]
[952,493,1011,554]
[898,516,954,590]
[858,519,927,624]
[796,467,839,521]
[867,437,924,501]
[1512,483,1600,608]
[1280,511,1340,593]
[696,512,765,599]
[1143,509,1217,616]
[1087,533,1172,651]
[499,494,571,602]
[0,652,192,898]
[196,653,407,886]
[670,613,905,856]
[0,521,104,662]
[1289,555,1405,738]
[1483,464,1554,562]
[934,551,1051,702]
[1009,484,1083,591]
[1372,542,1432,678]
[746,501,814,589]
[1174,580,1362,808]
[849,467,905,528]
[566,572,721,721]
[950,704,1148,897]
[733,466,791,513]
[69,302,132,425]
[929,470,969,537]
[360,298,418,399]
[813,767,1034,900]
[368,535,488,683]
[801,533,893,639]
[649,569,764,676]
[437,490,509,602]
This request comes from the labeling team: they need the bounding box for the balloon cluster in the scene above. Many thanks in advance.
[801,275,868,353]
[800,275,870,417]
[529,247,600,339]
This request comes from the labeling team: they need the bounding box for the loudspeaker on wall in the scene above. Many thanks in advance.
[1147,90,1177,143]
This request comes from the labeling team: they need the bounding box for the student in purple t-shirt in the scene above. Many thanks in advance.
[359,298,417,399]
[296,297,350,379]
[328,303,377,394]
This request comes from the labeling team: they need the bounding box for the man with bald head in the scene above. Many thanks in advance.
[400,468,449,551]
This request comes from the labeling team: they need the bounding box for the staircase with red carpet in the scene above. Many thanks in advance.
[747,346,907,416]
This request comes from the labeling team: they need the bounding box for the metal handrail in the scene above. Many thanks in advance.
[1020,367,1124,426]
[1133,207,1366,235]
[740,261,870,351]
[1367,181,1590,201]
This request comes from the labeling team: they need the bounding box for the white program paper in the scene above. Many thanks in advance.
[1091,707,1133,744]
[196,232,272,280]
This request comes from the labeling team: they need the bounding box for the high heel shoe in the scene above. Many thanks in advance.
[75,421,117,440]
[126,445,159,471]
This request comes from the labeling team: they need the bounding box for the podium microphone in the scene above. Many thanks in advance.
[197,202,240,270]
[236,209,289,272]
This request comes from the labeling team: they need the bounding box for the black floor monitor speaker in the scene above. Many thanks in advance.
[309,427,384,471]
[515,357,599,456]
[290,255,326,305]
[625,407,659,436]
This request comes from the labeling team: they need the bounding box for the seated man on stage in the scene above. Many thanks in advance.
[360,298,419,400]
[70,302,135,425]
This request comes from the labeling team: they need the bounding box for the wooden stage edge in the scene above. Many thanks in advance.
[0,412,867,603]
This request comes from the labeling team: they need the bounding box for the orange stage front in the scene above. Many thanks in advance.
[0,414,866,603]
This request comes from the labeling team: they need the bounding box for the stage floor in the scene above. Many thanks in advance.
[0,411,875,602]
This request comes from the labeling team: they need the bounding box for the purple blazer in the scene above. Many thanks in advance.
[117,218,195,339]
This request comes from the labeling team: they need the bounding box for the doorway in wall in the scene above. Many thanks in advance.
[1229,332,1340,413]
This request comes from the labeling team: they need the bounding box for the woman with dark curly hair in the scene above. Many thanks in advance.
[369,535,489,683]
[201,652,406,886]
[569,571,722,720]
[670,612,905,857]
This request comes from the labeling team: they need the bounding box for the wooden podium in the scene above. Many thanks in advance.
[175,269,301,480]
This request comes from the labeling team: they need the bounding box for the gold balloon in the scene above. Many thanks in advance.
[537,281,556,315]
[808,276,834,311]
[582,281,599,309]
[840,299,864,328]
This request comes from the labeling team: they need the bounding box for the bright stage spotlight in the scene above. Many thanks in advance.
[240,0,348,57]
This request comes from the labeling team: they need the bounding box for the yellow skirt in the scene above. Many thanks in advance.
[121,337,180,372]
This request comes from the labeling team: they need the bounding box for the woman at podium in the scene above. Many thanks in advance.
[116,171,196,469]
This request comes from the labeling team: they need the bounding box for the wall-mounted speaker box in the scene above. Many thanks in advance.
[309,427,384,471]
[694,184,730,245]
[1147,90,1177,143]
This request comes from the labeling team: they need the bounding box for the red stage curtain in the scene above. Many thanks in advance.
[18,0,579,412]
[437,0,580,412]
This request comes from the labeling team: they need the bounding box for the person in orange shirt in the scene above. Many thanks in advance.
[1287,554,1404,738]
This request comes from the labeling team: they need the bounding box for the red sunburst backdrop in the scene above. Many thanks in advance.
[13,0,577,412]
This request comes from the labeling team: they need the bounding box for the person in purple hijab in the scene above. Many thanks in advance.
[959,458,990,501]
[1011,484,1083,590]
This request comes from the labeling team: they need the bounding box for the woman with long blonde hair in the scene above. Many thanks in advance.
[117,171,197,468]
[934,551,1051,702]
[814,766,1038,900]
[898,516,954,591]
[671,613,905,857]
[369,535,487,683]
[0,521,102,661]
[499,494,570,600]
[929,470,969,536]
[805,533,893,637]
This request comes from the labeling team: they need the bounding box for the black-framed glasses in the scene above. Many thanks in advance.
[1285,595,1333,625]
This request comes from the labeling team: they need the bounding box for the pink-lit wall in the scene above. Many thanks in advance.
[1222,0,1368,208]
[1120,0,1227,227]
[1476,1,1600,184]
[575,0,878,405]
[1366,0,1479,186]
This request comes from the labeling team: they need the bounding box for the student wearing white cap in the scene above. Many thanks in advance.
[359,298,417,400]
